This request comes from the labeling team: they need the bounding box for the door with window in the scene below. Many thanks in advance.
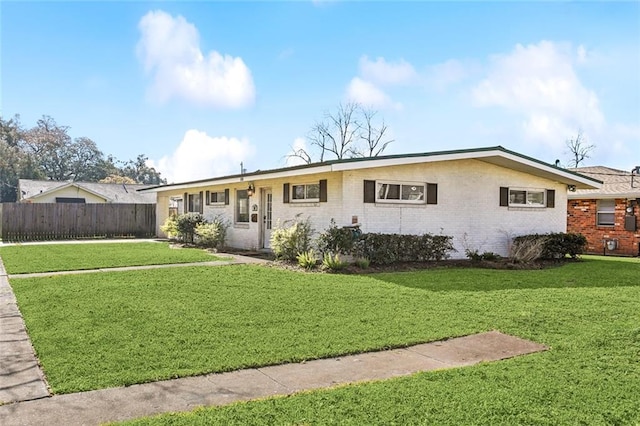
[261,188,273,248]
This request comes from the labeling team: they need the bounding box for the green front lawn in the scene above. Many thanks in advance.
[0,242,220,274]
[11,257,640,424]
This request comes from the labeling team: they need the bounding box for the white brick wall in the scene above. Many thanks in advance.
[343,159,566,258]
[154,158,568,258]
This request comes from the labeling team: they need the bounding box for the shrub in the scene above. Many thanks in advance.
[162,213,205,243]
[160,215,179,240]
[296,249,318,270]
[465,249,483,263]
[270,215,314,261]
[353,233,455,265]
[466,249,501,262]
[480,252,500,261]
[322,252,348,271]
[510,237,547,263]
[195,216,229,249]
[511,232,587,261]
[354,257,370,269]
[317,220,358,255]
[175,213,205,243]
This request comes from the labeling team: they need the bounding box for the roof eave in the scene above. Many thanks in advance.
[140,146,603,193]
[568,191,640,200]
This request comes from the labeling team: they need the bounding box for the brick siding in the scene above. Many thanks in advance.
[567,198,640,256]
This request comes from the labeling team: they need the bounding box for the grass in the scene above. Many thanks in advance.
[10,257,640,424]
[0,242,220,274]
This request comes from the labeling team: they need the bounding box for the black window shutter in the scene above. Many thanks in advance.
[224,189,229,205]
[426,183,438,205]
[499,187,509,207]
[546,189,555,208]
[205,190,210,205]
[183,192,188,213]
[364,180,376,203]
[319,179,327,202]
[199,191,204,213]
[283,183,290,203]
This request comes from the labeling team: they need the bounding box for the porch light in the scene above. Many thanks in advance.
[247,182,255,197]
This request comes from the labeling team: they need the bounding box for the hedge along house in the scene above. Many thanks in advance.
[567,166,640,256]
[141,146,600,259]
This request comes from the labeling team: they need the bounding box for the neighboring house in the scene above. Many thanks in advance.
[17,179,156,204]
[142,146,600,258]
[567,166,640,256]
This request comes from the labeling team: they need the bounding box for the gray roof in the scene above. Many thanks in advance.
[18,179,156,203]
[568,166,640,199]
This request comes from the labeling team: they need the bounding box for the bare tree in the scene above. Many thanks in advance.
[286,144,313,165]
[287,102,393,164]
[355,108,394,157]
[311,102,361,161]
[566,131,595,168]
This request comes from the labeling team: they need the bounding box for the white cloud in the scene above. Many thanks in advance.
[284,137,311,167]
[472,41,604,153]
[137,10,255,108]
[343,56,415,110]
[425,59,470,92]
[359,56,418,86]
[593,122,640,169]
[346,77,401,110]
[149,129,255,183]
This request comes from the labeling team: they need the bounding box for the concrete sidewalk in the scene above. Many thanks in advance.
[0,251,547,425]
[7,253,268,279]
[0,259,50,405]
[0,331,547,426]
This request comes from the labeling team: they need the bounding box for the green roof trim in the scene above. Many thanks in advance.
[141,145,602,191]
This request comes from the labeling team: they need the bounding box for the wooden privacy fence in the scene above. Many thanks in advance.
[0,203,156,241]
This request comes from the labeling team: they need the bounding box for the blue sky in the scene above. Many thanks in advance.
[2,1,639,183]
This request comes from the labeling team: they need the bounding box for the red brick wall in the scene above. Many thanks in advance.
[567,198,640,256]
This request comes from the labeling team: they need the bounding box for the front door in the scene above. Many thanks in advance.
[261,188,273,249]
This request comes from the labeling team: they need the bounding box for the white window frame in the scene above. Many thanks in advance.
[508,188,545,207]
[235,189,249,223]
[209,191,226,205]
[596,199,615,226]
[376,180,426,204]
[291,183,320,202]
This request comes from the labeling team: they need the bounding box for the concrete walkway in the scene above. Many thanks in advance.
[0,331,547,426]
[0,250,548,425]
[0,259,50,405]
[7,254,268,279]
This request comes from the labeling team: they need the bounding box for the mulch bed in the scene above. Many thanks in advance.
[221,249,572,273]
[172,243,573,273]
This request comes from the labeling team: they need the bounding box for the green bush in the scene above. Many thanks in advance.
[353,233,455,265]
[480,252,500,261]
[354,257,370,269]
[175,213,206,243]
[466,249,501,263]
[195,216,229,249]
[296,249,318,270]
[160,215,179,239]
[322,252,348,271]
[511,232,587,261]
[317,220,357,255]
[270,215,314,261]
